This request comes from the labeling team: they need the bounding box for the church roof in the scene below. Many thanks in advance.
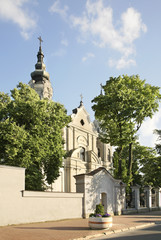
[30,37,50,83]
[70,100,97,134]
[29,37,53,100]
[72,95,84,114]
[74,167,125,185]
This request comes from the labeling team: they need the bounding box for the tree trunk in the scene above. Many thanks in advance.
[118,146,123,179]
[128,142,133,184]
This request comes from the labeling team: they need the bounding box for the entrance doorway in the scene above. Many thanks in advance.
[100,192,107,213]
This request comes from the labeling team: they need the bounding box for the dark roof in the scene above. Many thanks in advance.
[75,167,112,177]
[87,167,108,176]
[74,167,126,185]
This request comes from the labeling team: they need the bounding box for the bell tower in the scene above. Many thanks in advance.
[29,37,53,100]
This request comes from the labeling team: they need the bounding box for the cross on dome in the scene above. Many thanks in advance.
[80,94,83,102]
[38,36,43,48]
[80,94,83,106]
[100,83,103,95]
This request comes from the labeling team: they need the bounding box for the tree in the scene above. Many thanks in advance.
[0,83,71,190]
[139,129,161,187]
[113,143,156,187]
[92,75,161,182]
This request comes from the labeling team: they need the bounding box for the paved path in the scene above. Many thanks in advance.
[0,211,161,240]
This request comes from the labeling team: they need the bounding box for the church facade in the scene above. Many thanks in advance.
[29,41,113,194]
[59,101,113,193]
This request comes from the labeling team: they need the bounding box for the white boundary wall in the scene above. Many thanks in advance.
[0,165,83,226]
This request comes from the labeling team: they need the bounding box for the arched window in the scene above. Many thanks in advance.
[108,149,111,162]
[98,148,101,158]
[80,147,85,161]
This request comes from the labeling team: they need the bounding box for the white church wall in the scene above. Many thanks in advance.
[86,171,115,215]
[51,167,64,192]
[62,102,114,194]
[75,169,126,218]
[0,165,83,227]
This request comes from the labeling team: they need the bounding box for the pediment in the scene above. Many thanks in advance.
[70,105,97,134]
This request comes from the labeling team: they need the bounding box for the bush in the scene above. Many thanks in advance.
[95,204,104,216]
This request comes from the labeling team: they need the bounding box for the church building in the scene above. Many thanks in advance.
[29,39,113,193]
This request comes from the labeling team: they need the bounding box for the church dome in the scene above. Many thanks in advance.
[29,37,53,100]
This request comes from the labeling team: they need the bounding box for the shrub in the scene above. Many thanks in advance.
[95,204,104,216]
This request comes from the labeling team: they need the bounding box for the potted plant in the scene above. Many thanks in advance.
[88,204,113,229]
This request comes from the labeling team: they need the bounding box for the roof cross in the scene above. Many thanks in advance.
[100,83,103,95]
[80,94,83,102]
[38,36,43,47]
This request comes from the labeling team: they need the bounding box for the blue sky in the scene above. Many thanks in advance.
[0,0,161,148]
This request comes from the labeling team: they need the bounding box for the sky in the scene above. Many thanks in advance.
[0,0,161,148]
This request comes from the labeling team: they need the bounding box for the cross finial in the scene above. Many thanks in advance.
[38,36,43,47]
[80,94,83,106]
[100,83,103,95]
[80,94,83,102]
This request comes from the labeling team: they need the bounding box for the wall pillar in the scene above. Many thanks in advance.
[144,186,152,209]
[131,185,140,210]
[73,127,75,149]
[155,188,160,208]
[115,183,126,215]
[159,188,161,209]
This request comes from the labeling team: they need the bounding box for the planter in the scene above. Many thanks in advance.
[88,216,113,229]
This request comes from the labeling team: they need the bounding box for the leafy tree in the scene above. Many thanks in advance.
[0,83,71,190]
[140,156,161,187]
[139,129,161,187]
[113,143,156,187]
[92,75,161,182]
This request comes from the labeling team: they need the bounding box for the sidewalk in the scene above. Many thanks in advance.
[0,211,161,240]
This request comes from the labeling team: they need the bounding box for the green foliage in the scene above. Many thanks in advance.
[140,156,161,187]
[92,75,161,147]
[0,83,71,190]
[113,149,128,181]
[89,213,95,217]
[92,75,161,182]
[95,204,104,216]
[113,143,157,189]
[138,129,161,187]
[25,162,46,191]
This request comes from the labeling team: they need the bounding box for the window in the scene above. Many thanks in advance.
[80,119,85,126]
[98,148,101,158]
[80,147,85,161]
[108,149,111,162]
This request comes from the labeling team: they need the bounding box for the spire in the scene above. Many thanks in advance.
[36,36,44,65]
[30,37,49,83]
[38,36,43,48]
[28,37,53,100]
[100,83,103,95]
[72,94,84,114]
[34,36,46,71]
[79,94,83,107]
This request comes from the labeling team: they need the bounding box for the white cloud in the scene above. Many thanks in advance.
[61,39,68,46]
[109,56,136,69]
[52,48,66,57]
[121,8,147,44]
[48,0,147,69]
[82,52,95,62]
[69,0,147,69]
[0,0,37,39]
[139,107,161,147]
[49,0,68,19]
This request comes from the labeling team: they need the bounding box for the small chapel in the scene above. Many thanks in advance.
[29,38,113,193]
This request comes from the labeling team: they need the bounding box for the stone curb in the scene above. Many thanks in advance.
[72,222,155,240]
